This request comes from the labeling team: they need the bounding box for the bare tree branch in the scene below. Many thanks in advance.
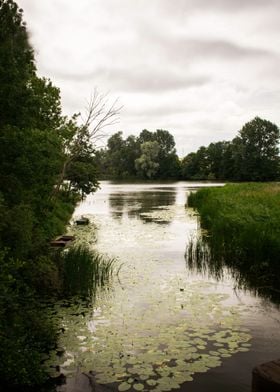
[52,89,122,198]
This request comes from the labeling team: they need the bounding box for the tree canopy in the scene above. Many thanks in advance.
[181,117,280,181]
[97,129,180,180]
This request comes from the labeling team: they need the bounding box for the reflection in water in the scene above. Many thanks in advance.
[51,182,280,392]
[185,233,280,304]
[108,188,176,224]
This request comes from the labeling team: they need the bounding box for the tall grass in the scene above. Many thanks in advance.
[58,245,116,298]
[187,183,280,301]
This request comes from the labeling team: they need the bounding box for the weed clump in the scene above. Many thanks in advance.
[58,245,116,298]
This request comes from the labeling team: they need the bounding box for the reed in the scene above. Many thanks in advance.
[59,245,116,297]
[187,183,280,301]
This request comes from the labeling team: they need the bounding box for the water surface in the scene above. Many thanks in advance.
[54,181,280,392]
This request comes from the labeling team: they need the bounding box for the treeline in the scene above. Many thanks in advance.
[0,0,101,388]
[95,129,181,179]
[182,117,280,181]
[97,117,280,182]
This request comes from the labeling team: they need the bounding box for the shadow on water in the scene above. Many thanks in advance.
[185,232,280,305]
[108,188,176,224]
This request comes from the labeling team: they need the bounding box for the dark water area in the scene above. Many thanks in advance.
[51,181,280,392]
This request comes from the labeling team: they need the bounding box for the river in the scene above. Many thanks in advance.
[53,181,280,392]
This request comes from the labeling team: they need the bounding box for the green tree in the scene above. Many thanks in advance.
[65,141,99,198]
[27,76,63,131]
[154,129,180,178]
[106,131,127,177]
[237,117,280,181]
[207,141,229,180]
[138,129,155,144]
[0,126,64,258]
[181,152,198,179]
[0,0,36,128]
[135,141,160,178]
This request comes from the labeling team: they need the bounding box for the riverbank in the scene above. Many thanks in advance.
[187,183,280,300]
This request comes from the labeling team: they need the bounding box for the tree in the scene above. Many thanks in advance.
[0,0,36,128]
[65,140,99,198]
[181,152,198,179]
[207,141,229,180]
[135,141,160,178]
[138,129,155,144]
[154,129,180,178]
[0,2,115,387]
[26,76,63,131]
[105,131,127,177]
[53,90,122,196]
[237,117,280,181]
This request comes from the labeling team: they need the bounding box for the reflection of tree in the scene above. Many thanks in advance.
[185,234,280,304]
[108,188,176,224]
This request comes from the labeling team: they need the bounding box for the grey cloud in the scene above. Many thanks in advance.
[42,66,211,93]
[195,0,279,11]
[159,0,279,13]
[128,105,197,119]
[152,34,276,63]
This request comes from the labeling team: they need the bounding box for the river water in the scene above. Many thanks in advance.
[54,181,280,392]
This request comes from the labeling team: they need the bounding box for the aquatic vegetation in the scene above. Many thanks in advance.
[69,218,98,246]
[187,183,280,301]
[46,183,268,392]
[58,245,116,297]
[50,279,251,392]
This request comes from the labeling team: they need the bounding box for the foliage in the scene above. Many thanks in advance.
[0,0,35,128]
[0,251,58,387]
[0,1,107,388]
[97,129,180,180]
[135,140,160,178]
[236,117,280,181]
[56,245,116,298]
[181,117,280,181]
[187,183,280,301]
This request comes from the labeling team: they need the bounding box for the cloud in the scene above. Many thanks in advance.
[17,0,280,156]
[168,38,274,60]
[42,65,210,93]
[159,0,279,13]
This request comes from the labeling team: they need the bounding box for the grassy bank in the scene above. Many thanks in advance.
[187,183,280,300]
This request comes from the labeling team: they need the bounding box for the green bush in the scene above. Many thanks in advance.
[0,252,58,387]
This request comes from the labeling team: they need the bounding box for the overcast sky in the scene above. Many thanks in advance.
[18,0,280,156]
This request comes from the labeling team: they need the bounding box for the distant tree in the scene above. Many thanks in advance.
[181,152,198,179]
[155,129,175,155]
[237,117,280,181]
[135,141,160,178]
[182,117,280,182]
[123,135,140,177]
[207,141,229,180]
[154,129,180,178]
[105,131,127,177]
[138,129,155,144]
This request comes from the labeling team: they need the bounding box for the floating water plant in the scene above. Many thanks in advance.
[52,279,252,392]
